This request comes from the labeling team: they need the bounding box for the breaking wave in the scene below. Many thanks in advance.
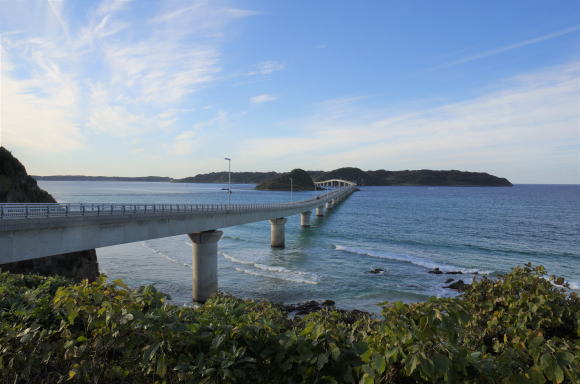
[222,252,318,285]
[333,244,490,274]
[142,242,190,268]
[234,267,318,285]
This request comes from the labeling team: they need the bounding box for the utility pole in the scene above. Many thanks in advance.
[290,177,293,201]
[224,157,231,205]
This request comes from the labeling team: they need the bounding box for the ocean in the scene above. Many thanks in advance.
[38,181,580,313]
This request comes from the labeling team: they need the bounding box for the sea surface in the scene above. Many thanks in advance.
[39,181,580,313]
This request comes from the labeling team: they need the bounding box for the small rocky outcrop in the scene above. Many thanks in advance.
[444,280,469,291]
[367,268,386,274]
[284,300,335,315]
[283,300,369,323]
[0,147,98,281]
[428,268,473,275]
[256,169,315,191]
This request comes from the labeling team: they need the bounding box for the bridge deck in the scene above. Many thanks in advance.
[0,184,356,263]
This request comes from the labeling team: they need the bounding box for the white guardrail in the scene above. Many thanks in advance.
[0,185,356,220]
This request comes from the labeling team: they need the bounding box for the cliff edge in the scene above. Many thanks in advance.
[0,147,99,280]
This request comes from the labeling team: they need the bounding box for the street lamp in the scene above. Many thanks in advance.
[224,157,231,205]
[289,177,293,201]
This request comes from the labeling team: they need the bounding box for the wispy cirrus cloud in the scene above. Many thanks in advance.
[250,94,278,104]
[434,24,580,70]
[248,60,285,76]
[241,60,580,183]
[1,0,256,153]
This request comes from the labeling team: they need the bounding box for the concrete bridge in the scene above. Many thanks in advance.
[0,180,357,301]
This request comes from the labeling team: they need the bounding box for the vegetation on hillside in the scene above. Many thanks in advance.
[315,167,512,187]
[29,167,512,187]
[0,264,577,383]
[256,169,316,191]
[0,147,55,203]
[173,172,280,184]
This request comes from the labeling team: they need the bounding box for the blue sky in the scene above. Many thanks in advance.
[1,0,579,183]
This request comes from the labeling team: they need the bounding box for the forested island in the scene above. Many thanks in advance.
[178,167,512,187]
[256,169,316,191]
[33,167,512,187]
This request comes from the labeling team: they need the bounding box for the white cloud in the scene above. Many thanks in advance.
[248,60,285,75]
[0,47,84,151]
[172,130,199,155]
[250,94,278,104]
[0,0,256,154]
[240,60,580,183]
[171,111,229,155]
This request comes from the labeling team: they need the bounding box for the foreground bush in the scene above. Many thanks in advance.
[0,264,577,383]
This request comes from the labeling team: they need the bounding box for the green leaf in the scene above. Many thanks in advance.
[553,365,564,384]
[405,354,419,376]
[156,354,167,378]
[372,353,386,374]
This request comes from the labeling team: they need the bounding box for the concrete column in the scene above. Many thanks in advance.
[300,211,312,227]
[325,200,333,209]
[188,230,223,302]
[269,218,287,248]
[315,206,324,216]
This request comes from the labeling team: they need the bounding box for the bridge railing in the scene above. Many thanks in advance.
[0,184,356,220]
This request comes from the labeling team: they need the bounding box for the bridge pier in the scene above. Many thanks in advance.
[269,218,287,248]
[188,230,223,302]
[325,200,334,209]
[300,211,312,227]
[315,206,324,216]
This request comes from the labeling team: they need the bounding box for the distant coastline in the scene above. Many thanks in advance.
[33,176,172,182]
[33,167,512,187]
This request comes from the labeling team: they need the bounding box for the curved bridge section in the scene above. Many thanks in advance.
[0,180,356,301]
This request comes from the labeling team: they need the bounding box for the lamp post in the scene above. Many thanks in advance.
[224,157,231,205]
[289,177,293,201]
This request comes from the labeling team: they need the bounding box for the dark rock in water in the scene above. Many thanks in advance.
[285,300,324,315]
[367,268,385,274]
[445,271,463,275]
[445,278,455,284]
[283,299,370,323]
[285,300,337,315]
[428,268,444,274]
[444,280,469,291]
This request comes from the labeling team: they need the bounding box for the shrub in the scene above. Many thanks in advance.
[0,264,577,383]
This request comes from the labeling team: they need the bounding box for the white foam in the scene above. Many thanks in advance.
[142,242,190,268]
[234,267,318,285]
[223,252,318,284]
[254,263,310,276]
[334,244,490,274]
[222,252,255,266]
[569,281,580,290]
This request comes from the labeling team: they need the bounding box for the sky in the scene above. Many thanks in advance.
[0,0,579,183]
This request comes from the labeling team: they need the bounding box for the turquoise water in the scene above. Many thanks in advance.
[39,181,580,312]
